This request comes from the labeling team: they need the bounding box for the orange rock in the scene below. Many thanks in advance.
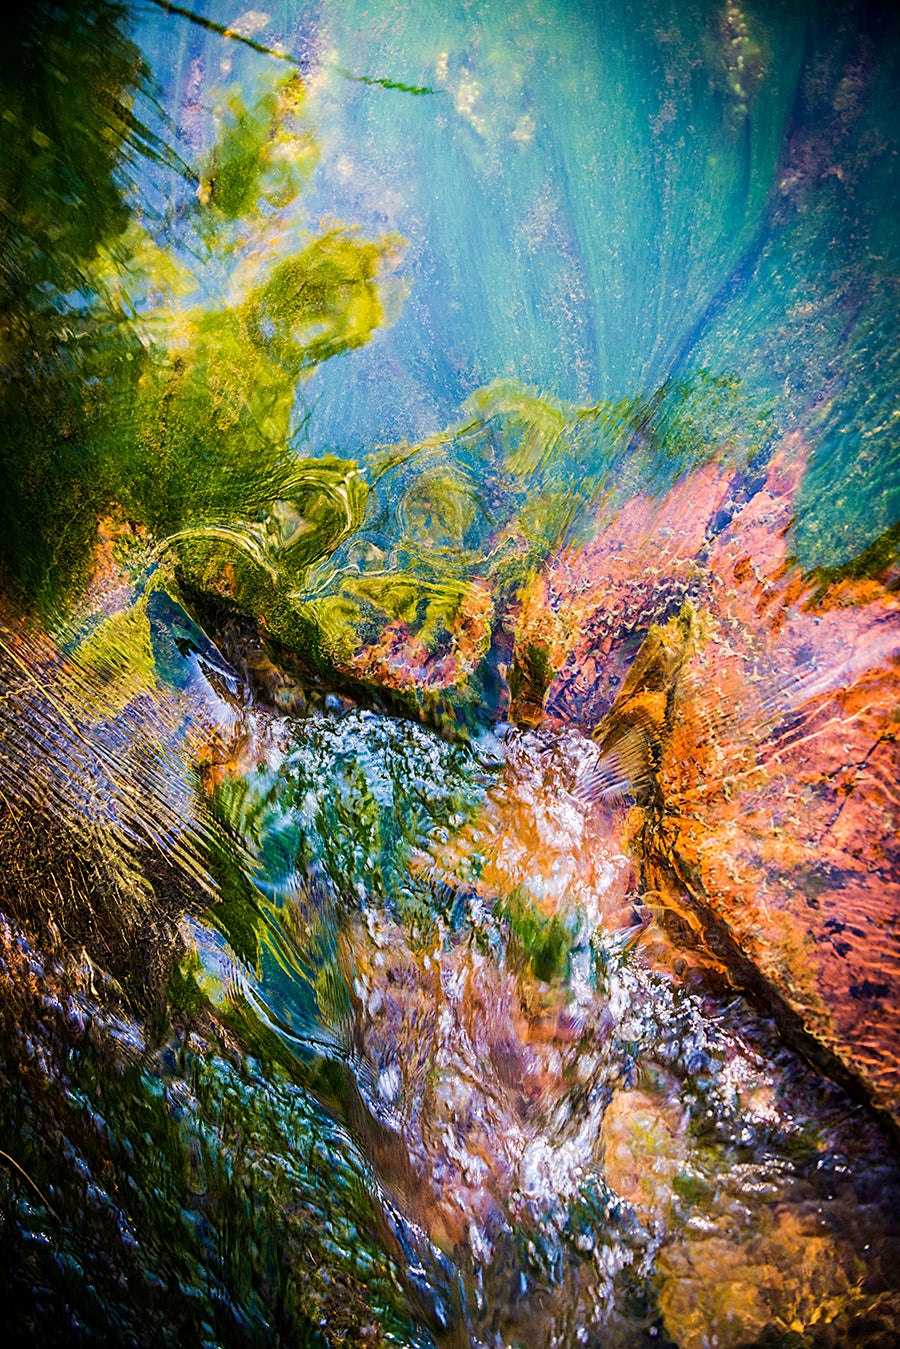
[511,433,900,1128]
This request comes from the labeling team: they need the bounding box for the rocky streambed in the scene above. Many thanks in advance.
[2,422,898,1346]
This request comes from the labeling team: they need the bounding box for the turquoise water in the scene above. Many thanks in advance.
[133,0,899,565]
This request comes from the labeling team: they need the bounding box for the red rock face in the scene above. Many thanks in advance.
[511,434,900,1127]
[511,458,738,731]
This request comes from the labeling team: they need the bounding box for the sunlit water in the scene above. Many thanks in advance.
[1,586,898,1347]
[1,1,899,1345]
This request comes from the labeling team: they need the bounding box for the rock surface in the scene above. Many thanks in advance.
[510,435,900,1130]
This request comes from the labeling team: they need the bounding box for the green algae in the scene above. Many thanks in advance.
[499,888,574,984]
[0,948,422,1346]
[1,23,399,618]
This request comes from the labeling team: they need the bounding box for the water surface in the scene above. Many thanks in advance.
[1,1,899,1345]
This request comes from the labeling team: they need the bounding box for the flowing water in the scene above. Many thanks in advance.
[1,2,900,1345]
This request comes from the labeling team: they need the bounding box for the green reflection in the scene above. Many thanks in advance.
[1,17,399,617]
[0,0,159,607]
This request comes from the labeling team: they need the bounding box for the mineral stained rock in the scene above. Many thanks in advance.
[512,433,900,1129]
[169,413,900,1132]
[182,424,900,1130]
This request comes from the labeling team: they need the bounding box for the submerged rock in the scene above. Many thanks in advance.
[2,502,900,1346]
[168,415,900,1143]
[512,434,900,1133]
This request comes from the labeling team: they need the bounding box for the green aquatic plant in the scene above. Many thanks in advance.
[109,85,400,548]
[0,933,424,1346]
[0,0,166,609]
[499,887,574,984]
[196,73,317,221]
[0,17,400,618]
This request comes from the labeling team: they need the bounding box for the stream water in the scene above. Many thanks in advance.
[1,2,899,1346]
